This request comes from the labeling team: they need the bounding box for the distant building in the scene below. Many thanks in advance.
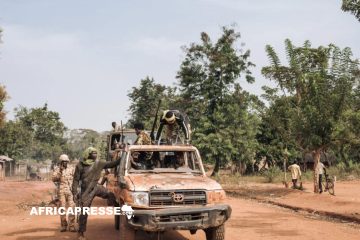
[0,155,15,181]
[301,152,336,171]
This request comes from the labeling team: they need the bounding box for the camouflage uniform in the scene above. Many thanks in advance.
[134,130,151,145]
[155,110,191,144]
[134,131,152,162]
[52,165,76,230]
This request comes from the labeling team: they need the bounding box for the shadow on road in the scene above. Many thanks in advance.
[5,217,192,240]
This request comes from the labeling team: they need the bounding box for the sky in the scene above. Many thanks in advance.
[0,0,359,132]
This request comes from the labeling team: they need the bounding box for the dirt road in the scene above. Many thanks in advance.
[0,181,359,240]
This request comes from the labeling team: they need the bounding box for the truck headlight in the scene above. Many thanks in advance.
[129,192,149,207]
[207,190,226,203]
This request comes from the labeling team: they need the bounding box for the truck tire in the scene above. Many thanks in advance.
[115,215,120,230]
[205,224,225,240]
[114,202,120,230]
[119,215,135,240]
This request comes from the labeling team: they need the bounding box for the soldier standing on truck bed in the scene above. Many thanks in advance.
[155,110,191,144]
[132,122,153,169]
[72,147,120,240]
[52,154,76,232]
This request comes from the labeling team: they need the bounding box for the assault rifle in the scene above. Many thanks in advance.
[150,100,161,142]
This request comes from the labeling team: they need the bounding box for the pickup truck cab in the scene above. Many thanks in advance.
[107,144,231,240]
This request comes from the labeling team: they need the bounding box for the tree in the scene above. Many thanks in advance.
[0,29,7,127]
[65,128,106,161]
[262,39,360,192]
[127,76,178,129]
[177,27,255,176]
[222,84,262,174]
[13,104,67,161]
[342,0,360,22]
[0,85,8,127]
[0,120,32,159]
[15,104,66,146]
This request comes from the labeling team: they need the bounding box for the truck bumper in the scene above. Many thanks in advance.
[128,204,232,232]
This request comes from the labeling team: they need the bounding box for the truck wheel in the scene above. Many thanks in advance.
[205,224,225,240]
[114,202,120,230]
[115,215,120,230]
[119,215,135,240]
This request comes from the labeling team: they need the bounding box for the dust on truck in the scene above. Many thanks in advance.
[106,144,232,240]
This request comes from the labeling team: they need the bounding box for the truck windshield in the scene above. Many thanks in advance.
[128,150,203,174]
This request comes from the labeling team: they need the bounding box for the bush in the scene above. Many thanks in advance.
[262,166,282,183]
[325,160,360,180]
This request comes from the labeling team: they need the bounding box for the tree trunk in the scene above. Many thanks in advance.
[283,154,288,183]
[312,149,321,193]
[211,156,220,177]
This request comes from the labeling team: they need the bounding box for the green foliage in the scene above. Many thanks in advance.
[262,166,282,183]
[65,129,106,160]
[177,27,257,175]
[0,104,68,161]
[342,0,360,22]
[127,76,178,129]
[15,104,66,146]
[0,120,31,159]
[262,40,360,154]
[0,84,8,127]
[257,95,300,165]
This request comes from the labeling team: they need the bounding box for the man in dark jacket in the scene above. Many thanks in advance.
[72,147,120,240]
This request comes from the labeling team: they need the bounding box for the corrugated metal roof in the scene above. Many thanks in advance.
[0,155,13,161]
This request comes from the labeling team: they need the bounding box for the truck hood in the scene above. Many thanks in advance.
[127,173,223,192]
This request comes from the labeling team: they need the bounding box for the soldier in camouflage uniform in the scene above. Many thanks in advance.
[132,123,153,169]
[155,110,191,144]
[134,122,151,145]
[52,154,76,232]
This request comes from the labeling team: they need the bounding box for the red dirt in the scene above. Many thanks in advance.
[0,181,359,240]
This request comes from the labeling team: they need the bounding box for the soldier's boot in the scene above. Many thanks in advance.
[60,215,68,232]
[68,214,76,232]
[78,231,87,240]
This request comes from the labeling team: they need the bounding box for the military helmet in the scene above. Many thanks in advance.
[59,154,70,162]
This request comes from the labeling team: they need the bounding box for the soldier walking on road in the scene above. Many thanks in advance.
[52,154,76,232]
[72,147,120,240]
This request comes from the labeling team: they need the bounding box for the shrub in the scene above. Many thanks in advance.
[262,166,282,183]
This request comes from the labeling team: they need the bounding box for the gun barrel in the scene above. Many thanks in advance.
[150,100,161,141]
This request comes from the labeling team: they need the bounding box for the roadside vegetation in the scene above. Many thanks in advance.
[1,5,360,190]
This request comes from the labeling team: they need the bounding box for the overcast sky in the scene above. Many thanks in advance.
[0,0,359,132]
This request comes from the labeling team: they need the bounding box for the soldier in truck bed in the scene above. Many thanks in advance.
[72,147,120,240]
[155,110,191,144]
[132,122,153,169]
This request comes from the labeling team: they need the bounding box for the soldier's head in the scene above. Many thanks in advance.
[89,150,97,160]
[134,122,144,135]
[83,147,98,161]
[164,110,176,124]
[59,154,70,168]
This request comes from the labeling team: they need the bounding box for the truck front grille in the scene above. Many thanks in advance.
[149,190,207,206]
